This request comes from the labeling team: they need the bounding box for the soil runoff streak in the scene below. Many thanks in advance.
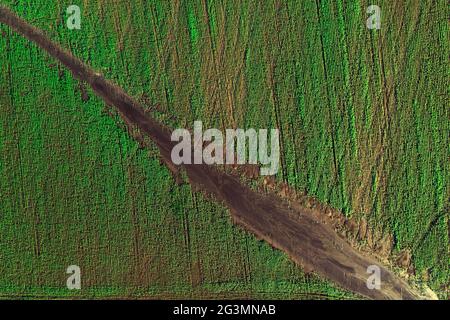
[0,6,423,299]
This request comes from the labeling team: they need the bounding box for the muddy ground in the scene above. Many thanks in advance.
[0,6,421,299]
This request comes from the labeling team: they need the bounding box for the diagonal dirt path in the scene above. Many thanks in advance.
[0,6,420,299]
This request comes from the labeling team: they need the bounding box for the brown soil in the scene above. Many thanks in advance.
[0,6,421,299]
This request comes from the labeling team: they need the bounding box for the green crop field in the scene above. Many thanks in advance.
[0,0,448,299]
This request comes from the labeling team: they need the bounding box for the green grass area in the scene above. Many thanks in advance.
[0,0,448,298]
